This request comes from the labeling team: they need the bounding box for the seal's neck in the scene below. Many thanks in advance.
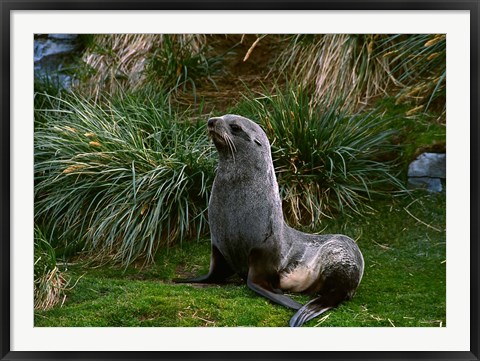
[217,151,275,184]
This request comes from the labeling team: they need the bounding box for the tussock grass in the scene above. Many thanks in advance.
[34,92,216,266]
[236,84,405,227]
[276,34,446,116]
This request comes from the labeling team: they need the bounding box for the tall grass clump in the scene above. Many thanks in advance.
[35,92,216,266]
[236,85,405,227]
[144,34,223,96]
[276,34,446,117]
[34,225,68,310]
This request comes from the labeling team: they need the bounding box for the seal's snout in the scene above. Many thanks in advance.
[208,117,221,128]
[207,116,237,158]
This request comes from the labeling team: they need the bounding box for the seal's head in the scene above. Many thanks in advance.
[207,114,269,163]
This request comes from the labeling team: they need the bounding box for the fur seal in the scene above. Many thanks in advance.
[175,114,364,327]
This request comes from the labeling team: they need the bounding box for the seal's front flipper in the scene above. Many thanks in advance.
[174,245,234,284]
[289,296,336,327]
[247,248,302,310]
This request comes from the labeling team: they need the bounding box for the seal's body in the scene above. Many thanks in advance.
[176,114,364,327]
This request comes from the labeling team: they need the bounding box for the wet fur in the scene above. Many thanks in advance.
[175,114,364,327]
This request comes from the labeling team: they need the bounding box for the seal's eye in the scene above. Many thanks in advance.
[229,124,242,133]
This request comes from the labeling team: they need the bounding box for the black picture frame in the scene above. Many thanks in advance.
[1,1,479,360]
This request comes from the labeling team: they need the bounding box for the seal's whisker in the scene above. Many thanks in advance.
[223,133,236,162]
[228,136,237,163]
[221,133,230,154]
[227,134,237,153]
[229,139,237,156]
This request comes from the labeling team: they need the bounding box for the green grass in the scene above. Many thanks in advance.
[35,191,446,327]
[374,97,446,167]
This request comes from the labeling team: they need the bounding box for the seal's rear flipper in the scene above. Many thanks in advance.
[247,276,303,310]
[289,296,336,327]
[173,245,234,284]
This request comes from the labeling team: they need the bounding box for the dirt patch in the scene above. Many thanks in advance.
[187,34,284,115]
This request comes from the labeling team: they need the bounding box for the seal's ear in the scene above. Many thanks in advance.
[254,139,262,147]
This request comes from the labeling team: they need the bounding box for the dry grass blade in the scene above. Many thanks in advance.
[403,207,443,232]
[243,35,266,62]
[404,197,444,232]
[34,267,67,311]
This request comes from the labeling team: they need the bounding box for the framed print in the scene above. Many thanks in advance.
[1,1,479,360]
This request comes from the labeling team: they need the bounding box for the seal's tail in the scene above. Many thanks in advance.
[289,293,342,327]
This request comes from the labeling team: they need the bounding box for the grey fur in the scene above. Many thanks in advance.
[176,114,364,327]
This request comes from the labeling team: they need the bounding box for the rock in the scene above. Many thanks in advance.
[407,152,446,193]
[408,153,446,178]
[33,34,79,89]
[408,177,443,193]
[34,34,80,89]
[48,34,78,40]
[34,38,77,62]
